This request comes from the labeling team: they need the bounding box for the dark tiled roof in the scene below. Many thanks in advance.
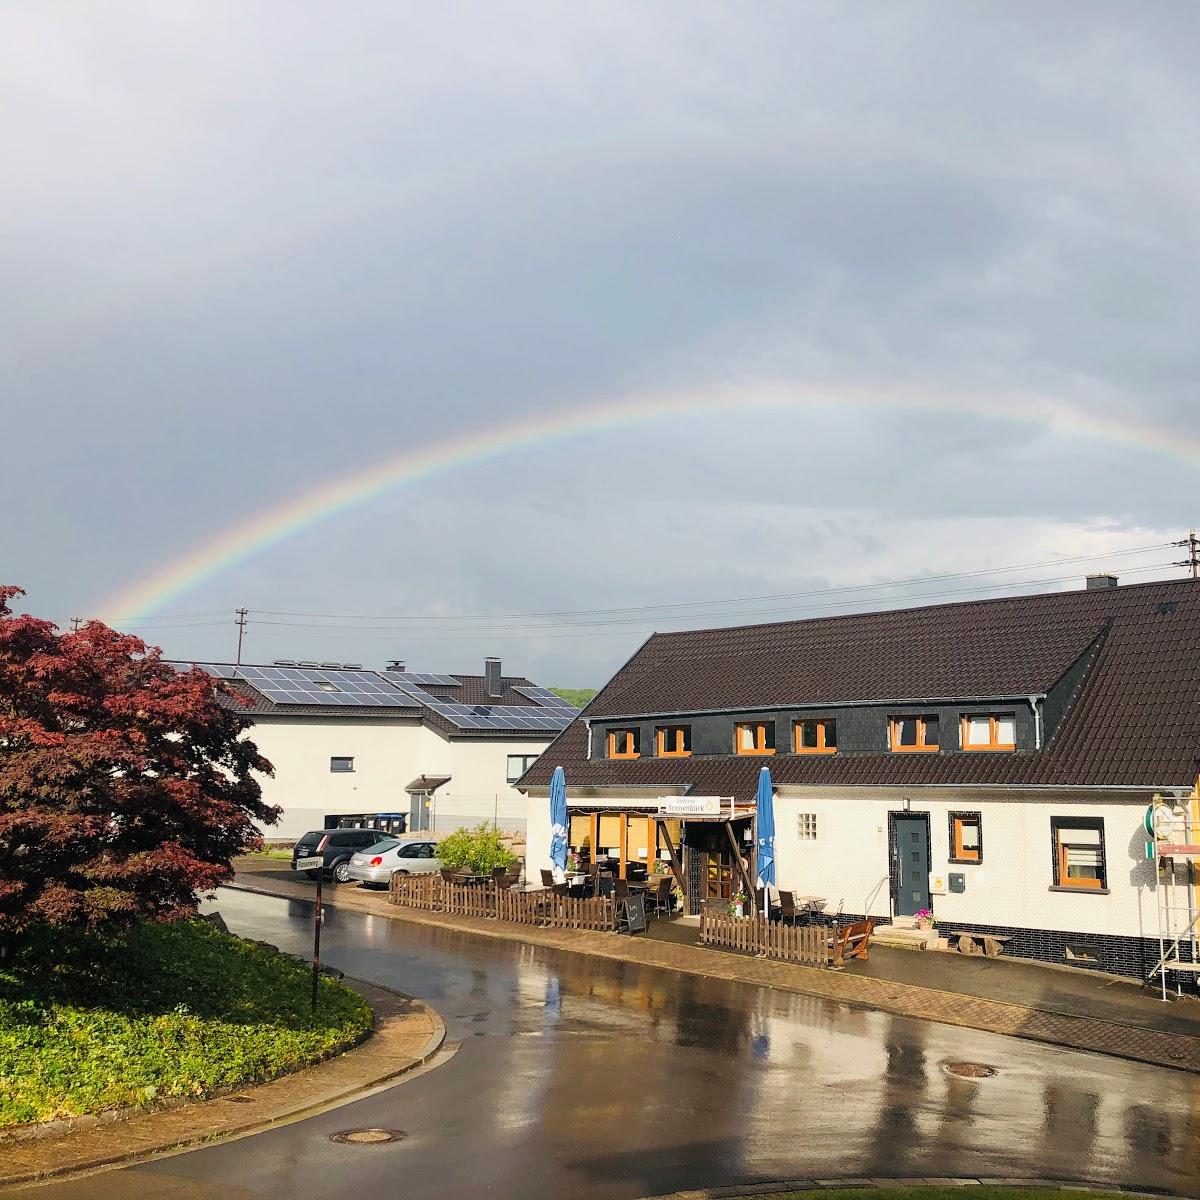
[522,578,1200,795]
[421,675,538,707]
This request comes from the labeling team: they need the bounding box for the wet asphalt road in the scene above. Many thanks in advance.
[24,889,1200,1199]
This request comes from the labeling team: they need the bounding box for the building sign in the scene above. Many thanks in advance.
[659,797,724,816]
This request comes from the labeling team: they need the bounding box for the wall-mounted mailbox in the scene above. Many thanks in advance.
[948,872,966,893]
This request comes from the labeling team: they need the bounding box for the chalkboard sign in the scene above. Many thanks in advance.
[624,894,647,934]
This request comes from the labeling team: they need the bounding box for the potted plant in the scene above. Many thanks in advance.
[729,889,748,918]
[914,907,935,931]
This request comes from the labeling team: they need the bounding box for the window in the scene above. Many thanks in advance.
[795,718,837,754]
[798,813,818,840]
[961,713,1016,751]
[889,714,940,752]
[949,812,982,863]
[606,729,641,759]
[314,680,341,692]
[506,754,539,783]
[656,725,692,757]
[330,756,354,773]
[735,721,776,755]
[1051,817,1106,891]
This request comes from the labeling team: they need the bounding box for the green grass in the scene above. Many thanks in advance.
[0,918,372,1128]
[550,687,598,708]
[238,847,295,860]
[727,1190,1125,1200]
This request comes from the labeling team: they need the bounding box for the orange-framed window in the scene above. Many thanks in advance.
[1052,817,1106,890]
[735,721,776,755]
[606,728,641,759]
[794,718,837,754]
[949,811,982,863]
[889,714,940,753]
[961,713,1016,752]
[656,725,692,757]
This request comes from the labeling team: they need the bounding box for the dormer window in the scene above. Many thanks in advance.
[656,725,692,757]
[795,718,837,754]
[889,715,940,753]
[735,721,776,755]
[961,713,1016,751]
[607,729,641,759]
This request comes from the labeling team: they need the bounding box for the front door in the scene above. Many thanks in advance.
[408,791,432,833]
[892,815,931,916]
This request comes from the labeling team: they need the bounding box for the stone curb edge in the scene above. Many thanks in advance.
[635,1177,1197,1199]
[227,880,1200,1078]
[0,977,448,1192]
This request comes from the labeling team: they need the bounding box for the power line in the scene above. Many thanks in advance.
[247,540,1176,625]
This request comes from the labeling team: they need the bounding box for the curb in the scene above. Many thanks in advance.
[635,1179,1191,1198]
[0,977,448,1191]
[226,879,1200,1077]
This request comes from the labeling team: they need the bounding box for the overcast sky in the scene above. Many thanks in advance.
[3,3,1198,686]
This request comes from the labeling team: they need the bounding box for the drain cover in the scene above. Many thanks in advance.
[329,1128,407,1145]
[944,1061,998,1079]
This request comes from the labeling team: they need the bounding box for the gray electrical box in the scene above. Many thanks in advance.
[948,873,966,893]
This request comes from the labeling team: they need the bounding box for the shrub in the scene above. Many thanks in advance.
[435,823,516,874]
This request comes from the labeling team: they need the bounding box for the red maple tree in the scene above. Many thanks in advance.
[0,586,278,941]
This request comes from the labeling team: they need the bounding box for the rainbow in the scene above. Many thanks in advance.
[96,381,1195,621]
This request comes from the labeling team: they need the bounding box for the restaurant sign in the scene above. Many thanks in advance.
[659,796,724,816]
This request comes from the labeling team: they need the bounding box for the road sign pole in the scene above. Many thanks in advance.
[311,835,329,1014]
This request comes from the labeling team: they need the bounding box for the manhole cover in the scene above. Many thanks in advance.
[944,1061,998,1079]
[329,1128,407,1145]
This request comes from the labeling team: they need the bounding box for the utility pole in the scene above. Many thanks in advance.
[70,617,83,633]
[234,608,248,664]
[1176,531,1200,579]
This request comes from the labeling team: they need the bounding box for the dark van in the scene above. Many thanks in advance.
[292,828,383,883]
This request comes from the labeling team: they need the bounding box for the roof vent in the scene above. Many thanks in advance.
[297,660,319,667]
[484,656,503,698]
[1086,574,1119,590]
[386,659,406,673]
[319,661,343,669]
[272,659,298,666]
[341,662,363,670]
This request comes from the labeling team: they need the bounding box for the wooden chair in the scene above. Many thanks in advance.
[827,918,876,967]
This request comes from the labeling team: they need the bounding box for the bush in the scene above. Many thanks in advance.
[435,823,516,874]
[0,919,372,1128]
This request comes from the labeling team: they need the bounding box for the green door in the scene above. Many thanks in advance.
[893,815,931,916]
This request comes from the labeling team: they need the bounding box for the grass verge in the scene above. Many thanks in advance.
[0,918,372,1128]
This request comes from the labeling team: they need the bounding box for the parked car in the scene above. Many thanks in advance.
[292,828,384,883]
[347,837,442,888]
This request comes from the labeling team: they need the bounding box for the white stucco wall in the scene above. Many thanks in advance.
[245,716,552,840]
[774,787,1160,940]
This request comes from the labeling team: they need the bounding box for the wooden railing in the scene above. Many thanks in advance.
[699,906,832,966]
[390,872,618,932]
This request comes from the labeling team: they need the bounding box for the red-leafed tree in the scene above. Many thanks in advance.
[0,586,278,942]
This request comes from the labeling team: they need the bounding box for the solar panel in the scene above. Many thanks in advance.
[208,664,422,708]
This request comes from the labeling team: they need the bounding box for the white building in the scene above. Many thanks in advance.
[522,576,1200,982]
[179,657,575,840]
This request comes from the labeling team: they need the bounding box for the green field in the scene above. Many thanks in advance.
[0,918,372,1127]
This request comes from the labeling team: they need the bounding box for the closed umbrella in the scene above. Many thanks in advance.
[754,766,776,916]
[549,766,569,884]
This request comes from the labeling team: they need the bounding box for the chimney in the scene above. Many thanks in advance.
[386,659,406,673]
[484,656,503,698]
[1086,574,1119,590]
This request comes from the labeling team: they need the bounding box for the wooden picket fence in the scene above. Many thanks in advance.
[699,905,831,966]
[390,872,617,932]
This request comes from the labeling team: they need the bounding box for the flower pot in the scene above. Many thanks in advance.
[917,918,933,931]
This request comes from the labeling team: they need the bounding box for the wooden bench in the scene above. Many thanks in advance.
[949,930,1012,958]
[827,918,876,967]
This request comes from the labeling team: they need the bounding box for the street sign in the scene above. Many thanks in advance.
[294,856,323,872]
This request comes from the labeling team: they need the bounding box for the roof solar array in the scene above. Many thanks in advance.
[391,678,575,732]
[393,671,461,687]
[513,685,582,715]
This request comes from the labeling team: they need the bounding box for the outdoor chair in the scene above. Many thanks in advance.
[540,868,555,887]
[440,868,457,884]
[645,877,672,919]
[612,878,629,901]
[777,890,797,925]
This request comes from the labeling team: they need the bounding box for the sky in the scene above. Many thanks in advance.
[3,2,1198,687]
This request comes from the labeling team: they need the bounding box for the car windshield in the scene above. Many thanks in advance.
[364,838,401,854]
[297,832,325,844]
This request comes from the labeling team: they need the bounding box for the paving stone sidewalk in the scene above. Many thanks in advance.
[638,1178,1173,1198]
[231,869,1200,1076]
[0,979,446,1192]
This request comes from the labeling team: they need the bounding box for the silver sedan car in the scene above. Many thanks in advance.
[346,837,442,887]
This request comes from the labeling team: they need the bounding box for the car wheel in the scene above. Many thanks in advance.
[333,859,353,884]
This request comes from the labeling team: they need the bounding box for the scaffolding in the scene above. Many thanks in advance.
[1149,789,1200,1000]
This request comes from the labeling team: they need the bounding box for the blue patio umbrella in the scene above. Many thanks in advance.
[549,766,569,880]
[755,766,776,904]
